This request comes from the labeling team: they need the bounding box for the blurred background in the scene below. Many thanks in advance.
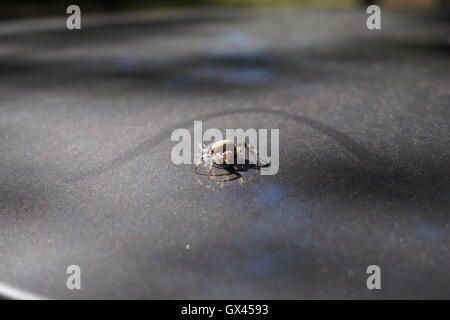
[0,0,449,19]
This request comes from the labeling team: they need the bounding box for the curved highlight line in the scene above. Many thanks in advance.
[65,108,391,183]
[0,282,47,300]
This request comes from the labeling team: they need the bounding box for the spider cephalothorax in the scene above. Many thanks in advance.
[193,139,260,181]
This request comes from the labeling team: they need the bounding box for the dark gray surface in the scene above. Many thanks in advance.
[0,8,449,299]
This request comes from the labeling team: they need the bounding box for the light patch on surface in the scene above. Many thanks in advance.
[0,282,46,300]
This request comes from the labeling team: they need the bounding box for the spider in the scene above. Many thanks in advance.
[193,139,261,181]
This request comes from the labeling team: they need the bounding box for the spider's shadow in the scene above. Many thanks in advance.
[234,159,271,172]
[194,160,270,183]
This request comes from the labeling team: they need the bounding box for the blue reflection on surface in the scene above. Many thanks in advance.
[192,64,272,85]
[414,222,447,241]
[115,56,141,69]
[254,182,284,207]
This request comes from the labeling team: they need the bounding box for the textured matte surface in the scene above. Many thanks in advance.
[0,8,449,299]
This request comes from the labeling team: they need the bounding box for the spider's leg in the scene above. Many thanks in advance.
[245,143,260,169]
[235,144,246,167]
[208,161,215,180]
[222,150,233,166]
[233,165,245,184]
[193,156,203,173]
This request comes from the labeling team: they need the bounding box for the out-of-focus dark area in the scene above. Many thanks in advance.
[0,0,449,19]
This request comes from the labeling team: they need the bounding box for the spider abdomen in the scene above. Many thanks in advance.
[210,139,236,164]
